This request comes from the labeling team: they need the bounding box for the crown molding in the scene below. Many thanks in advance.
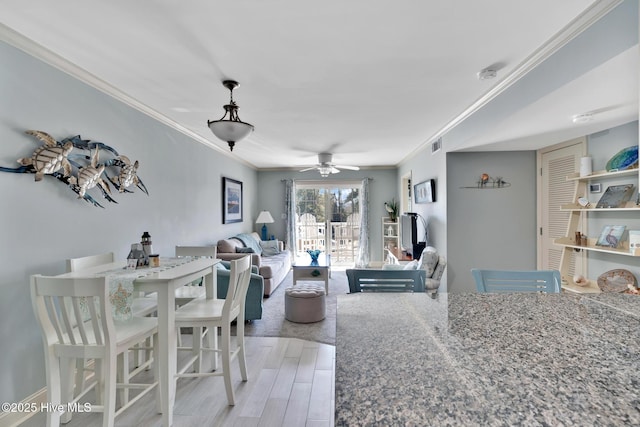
[0,23,257,170]
[401,0,625,164]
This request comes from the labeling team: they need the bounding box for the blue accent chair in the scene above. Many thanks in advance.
[217,261,264,321]
[472,269,561,293]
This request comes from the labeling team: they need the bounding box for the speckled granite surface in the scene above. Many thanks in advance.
[335,292,640,426]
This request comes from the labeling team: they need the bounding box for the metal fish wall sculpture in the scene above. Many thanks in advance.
[0,130,149,208]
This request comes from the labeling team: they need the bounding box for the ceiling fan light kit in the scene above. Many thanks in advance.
[207,80,254,151]
[300,152,360,177]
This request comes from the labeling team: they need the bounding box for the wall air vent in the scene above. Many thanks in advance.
[431,138,442,154]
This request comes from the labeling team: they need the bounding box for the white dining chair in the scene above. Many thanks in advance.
[67,253,157,404]
[174,246,217,305]
[30,275,159,427]
[174,255,252,405]
[174,246,217,347]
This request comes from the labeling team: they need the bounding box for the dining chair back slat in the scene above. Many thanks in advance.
[174,246,217,304]
[67,252,115,273]
[31,274,158,427]
[472,269,561,293]
[224,255,253,321]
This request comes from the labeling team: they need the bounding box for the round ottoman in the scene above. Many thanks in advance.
[285,284,326,323]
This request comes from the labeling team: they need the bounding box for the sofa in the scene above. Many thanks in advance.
[216,261,264,321]
[346,246,446,297]
[217,232,292,296]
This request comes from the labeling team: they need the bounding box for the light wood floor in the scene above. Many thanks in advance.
[21,336,335,427]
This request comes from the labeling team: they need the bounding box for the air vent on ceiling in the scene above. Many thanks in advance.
[431,138,442,154]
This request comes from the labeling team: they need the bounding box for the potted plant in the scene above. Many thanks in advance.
[384,198,399,222]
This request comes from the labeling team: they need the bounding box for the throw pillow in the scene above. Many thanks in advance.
[382,264,404,270]
[418,248,439,277]
[403,260,419,270]
[215,262,228,271]
[235,247,255,254]
[260,239,281,257]
[234,233,263,255]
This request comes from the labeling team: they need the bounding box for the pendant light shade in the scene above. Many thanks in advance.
[207,80,254,151]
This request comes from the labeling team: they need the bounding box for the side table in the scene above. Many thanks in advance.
[292,252,330,295]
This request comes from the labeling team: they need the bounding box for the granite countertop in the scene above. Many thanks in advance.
[335,292,640,426]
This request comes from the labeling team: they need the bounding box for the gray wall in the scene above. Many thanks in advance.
[256,168,397,262]
[397,144,448,292]
[447,151,537,292]
[0,42,257,403]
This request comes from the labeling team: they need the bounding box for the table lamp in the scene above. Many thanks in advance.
[256,210,275,241]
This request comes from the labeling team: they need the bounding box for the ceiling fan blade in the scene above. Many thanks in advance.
[335,165,360,171]
[330,167,341,174]
[299,166,318,172]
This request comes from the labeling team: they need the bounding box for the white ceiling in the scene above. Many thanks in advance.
[1,0,637,170]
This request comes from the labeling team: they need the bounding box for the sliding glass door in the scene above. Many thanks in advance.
[295,181,361,266]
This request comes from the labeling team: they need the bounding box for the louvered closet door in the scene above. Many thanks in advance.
[540,139,585,274]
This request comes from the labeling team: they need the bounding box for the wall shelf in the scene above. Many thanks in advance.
[566,167,638,181]
[559,202,640,211]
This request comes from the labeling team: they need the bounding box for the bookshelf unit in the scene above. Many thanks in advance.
[382,217,401,260]
[555,167,640,293]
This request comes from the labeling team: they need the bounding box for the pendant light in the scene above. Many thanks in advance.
[207,80,254,151]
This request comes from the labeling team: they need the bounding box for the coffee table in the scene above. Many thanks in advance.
[292,252,331,295]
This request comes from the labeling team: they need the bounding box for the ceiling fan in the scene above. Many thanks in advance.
[299,153,360,177]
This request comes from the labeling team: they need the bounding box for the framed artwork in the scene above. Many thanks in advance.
[222,177,243,224]
[596,225,626,248]
[414,179,436,203]
[595,184,634,208]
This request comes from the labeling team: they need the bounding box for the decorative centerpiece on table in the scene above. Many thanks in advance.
[307,249,321,265]
[384,198,399,222]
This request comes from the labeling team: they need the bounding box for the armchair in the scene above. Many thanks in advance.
[216,261,264,321]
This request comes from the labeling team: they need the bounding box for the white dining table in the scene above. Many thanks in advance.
[56,256,219,427]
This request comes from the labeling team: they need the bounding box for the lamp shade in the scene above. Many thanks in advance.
[208,120,253,144]
[256,210,274,224]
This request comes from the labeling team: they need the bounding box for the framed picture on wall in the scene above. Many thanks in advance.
[414,179,436,203]
[222,177,243,224]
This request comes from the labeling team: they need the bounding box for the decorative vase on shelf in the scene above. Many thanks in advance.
[306,249,321,265]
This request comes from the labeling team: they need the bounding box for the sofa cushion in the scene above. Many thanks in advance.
[218,238,244,254]
[259,252,288,279]
[260,239,281,256]
[403,260,419,270]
